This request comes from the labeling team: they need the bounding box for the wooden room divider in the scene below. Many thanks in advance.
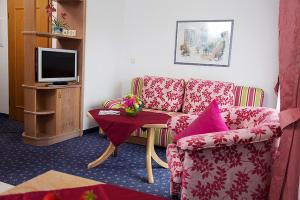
[22,0,86,146]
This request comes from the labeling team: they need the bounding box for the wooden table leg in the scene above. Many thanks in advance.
[88,142,116,169]
[146,128,155,184]
[146,127,168,184]
[151,146,168,169]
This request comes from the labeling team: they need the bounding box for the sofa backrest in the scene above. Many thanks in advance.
[130,77,264,108]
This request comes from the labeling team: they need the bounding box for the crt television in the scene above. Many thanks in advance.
[36,47,77,83]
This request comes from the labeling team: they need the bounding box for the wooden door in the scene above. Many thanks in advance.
[56,88,80,135]
[8,0,50,121]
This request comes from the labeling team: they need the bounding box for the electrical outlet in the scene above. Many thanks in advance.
[130,57,136,64]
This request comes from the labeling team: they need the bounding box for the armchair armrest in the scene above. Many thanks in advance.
[177,122,282,151]
[102,98,123,109]
[167,144,184,184]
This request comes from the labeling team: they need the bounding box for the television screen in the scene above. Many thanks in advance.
[37,47,77,83]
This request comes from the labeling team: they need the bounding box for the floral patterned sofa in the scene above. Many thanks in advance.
[167,106,281,199]
[103,76,265,147]
[103,75,280,199]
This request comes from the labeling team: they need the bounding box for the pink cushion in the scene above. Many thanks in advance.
[142,76,185,112]
[182,79,235,114]
[173,100,229,143]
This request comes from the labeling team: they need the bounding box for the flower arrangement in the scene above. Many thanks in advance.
[121,94,144,116]
[46,0,69,34]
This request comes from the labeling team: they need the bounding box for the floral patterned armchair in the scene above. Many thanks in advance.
[166,106,282,200]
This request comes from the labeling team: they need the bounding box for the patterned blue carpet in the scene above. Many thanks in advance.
[0,116,171,198]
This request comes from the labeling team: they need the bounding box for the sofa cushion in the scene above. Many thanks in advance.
[173,100,229,143]
[142,76,185,112]
[182,79,235,114]
[234,86,264,107]
[131,77,144,97]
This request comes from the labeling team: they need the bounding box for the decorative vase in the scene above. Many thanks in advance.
[125,108,139,116]
[52,25,63,34]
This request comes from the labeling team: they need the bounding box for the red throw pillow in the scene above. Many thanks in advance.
[173,100,229,143]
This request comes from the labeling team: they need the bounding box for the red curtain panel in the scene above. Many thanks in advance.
[269,0,300,199]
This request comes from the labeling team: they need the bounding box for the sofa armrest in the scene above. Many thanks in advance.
[102,98,123,109]
[177,123,282,151]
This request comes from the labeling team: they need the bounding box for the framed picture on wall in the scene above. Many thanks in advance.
[174,20,234,67]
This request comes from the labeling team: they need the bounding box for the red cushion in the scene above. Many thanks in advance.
[173,100,229,143]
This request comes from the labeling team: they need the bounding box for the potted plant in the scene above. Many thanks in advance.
[46,1,69,34]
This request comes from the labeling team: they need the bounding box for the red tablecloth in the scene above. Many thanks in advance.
[0,184,167,200]
[89,109,171,146]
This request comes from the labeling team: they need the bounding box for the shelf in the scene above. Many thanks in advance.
[22,31,82,40]
[24,110,55,115]
[23,84,82,90]
[57,0,83,2]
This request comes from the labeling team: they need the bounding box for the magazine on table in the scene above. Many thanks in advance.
[98,110,120,116]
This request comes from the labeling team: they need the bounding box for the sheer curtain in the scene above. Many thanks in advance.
[269,0,300,199]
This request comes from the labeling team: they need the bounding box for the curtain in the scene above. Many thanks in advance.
[269,0,300,199]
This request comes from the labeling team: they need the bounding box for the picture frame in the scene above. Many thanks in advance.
[174,20,234,67]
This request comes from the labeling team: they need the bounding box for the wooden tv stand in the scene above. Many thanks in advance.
[22,0,86,146]
[22,84,82,146]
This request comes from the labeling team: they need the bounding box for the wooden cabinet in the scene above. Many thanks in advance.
[22,0,85,146]
[23,85,82,146]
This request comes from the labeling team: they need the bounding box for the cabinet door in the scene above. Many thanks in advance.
[56,88,80,135]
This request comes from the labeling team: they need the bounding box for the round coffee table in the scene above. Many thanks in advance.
[87,112,168,184]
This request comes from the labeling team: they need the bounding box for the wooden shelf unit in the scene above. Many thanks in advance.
[22,0,86,146]
[23,31,83,40]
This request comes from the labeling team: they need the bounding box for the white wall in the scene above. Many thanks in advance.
[0,0,9,114]
[83,1,124,129]
[83,0,279,129]
[119,0,279,108]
